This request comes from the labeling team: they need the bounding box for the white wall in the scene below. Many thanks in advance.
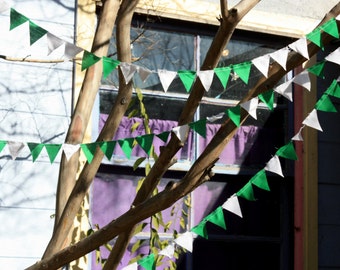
[0,1,75,269]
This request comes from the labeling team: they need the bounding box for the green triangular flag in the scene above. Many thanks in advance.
[214,66,231,88]
[177,70,196,92]
[0,140,7,153]
[10,8,29,30]
[27,142,44,162]
[306,28,324,49]
[325,79,340,98]
[156,131,170,143]
[135,134,154,156]
[315,94,337,112]
[138,253,155,270]
[307,61,325,78]
[118,138,135,159]
[99,141,116,160]
[276,141,298,160]
[44,144,62,163]
[81,50,101,71]
[236,181,256,201]
[191,220,208,239]
[226,105,241,127]
[258,89,275,110]
[189,119,207,138]
[321,17,339,39]
[102,57,120,79]
[205,206,226,230]
[251,169,270,191]
[232,62,252,84]
[80,142,98,163]
[29,21,48,45]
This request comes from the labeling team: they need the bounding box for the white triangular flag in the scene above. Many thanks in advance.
[292,126,304,141]
[172,125,189,143]
[265,155,284,177]
[325,47,340,66]
[302,109,323,131]
[46,33,65,55]
[288,37,309,59]
[119,62,138,84]
[252,54,270,77]
[121,262,138,270]
[174,231,194,253]
[7,141,25,160]
[159,243,175,258]
[206,112,225,122]
[158,69,177,92]
[198,70,215,91]
[222,194,242,218]
[241,97,258,119]
[0,0,10,13]
[293,70,311,91]
[274,79,293,101]
[64,42,83,60]
[62,143,80,160]
[270,47,290,70]
[136,66,152,82]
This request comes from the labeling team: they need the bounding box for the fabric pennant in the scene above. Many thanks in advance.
[306,28,323,49]
[222,194,243,218]
[294,70,311,91]
[232,62,252,84]
[241,97,258,119]
[102,57,120,79]
[302,108,323,132]
[258,89,275,110]
[159,243,175,258]
[64,42,83,60]
[321,17,339,39]
[137,66,153,82]
[325,47,340,66]
[265,155,284,177]
[29,21,48,45]
[62,143,80,161]
[177,70,196,92]
[7,141,25,160]
[251,169,270,191]
[119,62,138,84]
[205,206,226,230]
[137,253,155,270]
[292,126,304,141]
[121,262,138,270]
[276,141,298,160]
[325,79,340,98]
[252,54,270,78]
[274,79,293,102]
[206,112,225,122]
[236,181,256,201]
[189,119,207,138]
[191,221,208,239]
[270,47,289,70]
[157,69,177,92]
[46,33,65,55]
[307,61,326,78]
[10,8,29,30]
[0,140,7,153]
[172,125,189,143]
[81,50,101,71]
[174,231,194,253]
[288,37,309,59]
[135,134,154,156]
[99,141,116,160]
[118,138,135,159]
[315,94,337,112]
[80,142,98,163]
[214,66,231,88]
[27,142,44,162]
[226,105,241,127]
[156,131,170,143]
[198,70,215,91]
[44,144,62,163]
[0,0,10,14]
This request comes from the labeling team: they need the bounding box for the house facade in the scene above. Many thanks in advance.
[0,0,339,269]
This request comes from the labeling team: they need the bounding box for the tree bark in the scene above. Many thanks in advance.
[27,5,340,268]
